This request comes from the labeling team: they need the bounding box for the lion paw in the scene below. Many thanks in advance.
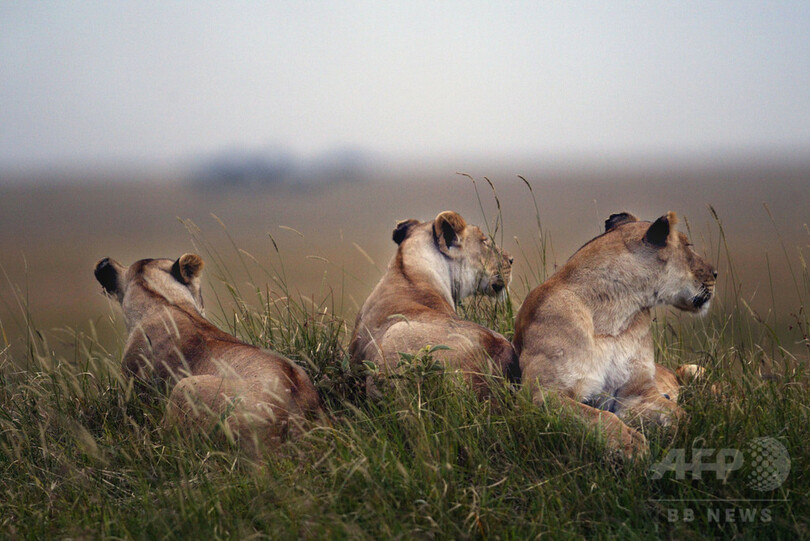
[602,418,648,459]
[619,425,649,458]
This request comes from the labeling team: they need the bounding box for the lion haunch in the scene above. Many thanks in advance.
[95,254,323,448]
[350,210,520,397]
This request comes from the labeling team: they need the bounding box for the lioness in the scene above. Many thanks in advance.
[513,212,716,456]
[95,254,323,448]
[349,211,520,397]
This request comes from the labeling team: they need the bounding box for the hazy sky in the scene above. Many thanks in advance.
[2,1,809,169]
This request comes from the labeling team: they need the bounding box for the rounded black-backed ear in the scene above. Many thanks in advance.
[433,211,467,254]
[94,258,121,296]
[605,212,638,232]
[171,253,204,284]
[392,219,420,245]
[644,211,679,247]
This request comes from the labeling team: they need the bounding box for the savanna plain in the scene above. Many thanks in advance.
[0,159,808,539]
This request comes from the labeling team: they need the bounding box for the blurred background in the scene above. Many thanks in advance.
[1,2,809,355]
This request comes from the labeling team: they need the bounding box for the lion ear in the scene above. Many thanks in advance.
[605,212,638,232]
[644,211,679,247]
[171,253,205,284]
[94,258,122,297]
[433,211,467,254]
[392,219,420,245]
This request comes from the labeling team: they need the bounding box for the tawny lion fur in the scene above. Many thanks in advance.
[513,211,716,457]
[349,211,520,397]
[95,254,323,450]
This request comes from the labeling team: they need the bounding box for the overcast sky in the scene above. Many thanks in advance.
[2,1,809,170]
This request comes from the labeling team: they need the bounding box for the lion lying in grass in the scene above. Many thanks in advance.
[95,253,323,449]
[350,211,520,398]
[514,212,715,457]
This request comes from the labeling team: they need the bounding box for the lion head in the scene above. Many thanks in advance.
[602,211,717,313]
[393,210,513,301]
[94,254,206,326]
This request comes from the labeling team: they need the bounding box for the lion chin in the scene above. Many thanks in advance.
[485,276,507,297]
[692,289,713,314]
[675,287,713,314]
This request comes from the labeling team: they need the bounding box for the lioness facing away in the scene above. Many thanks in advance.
[513,212,716,457]
[349,211,520,397]
[95,254,323,449]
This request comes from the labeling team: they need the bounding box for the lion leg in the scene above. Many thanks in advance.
[532,388,648,459]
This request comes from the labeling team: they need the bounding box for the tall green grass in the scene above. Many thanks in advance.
[0,179,807,539]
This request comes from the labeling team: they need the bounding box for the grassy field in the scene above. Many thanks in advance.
[1,161,808,538]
